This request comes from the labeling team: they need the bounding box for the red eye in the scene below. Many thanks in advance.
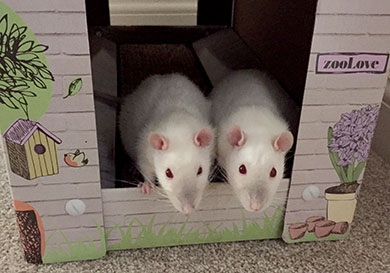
[270,168,277,178]
[165,168,174,179]
[239,164,247,175]
[197,166,202,176]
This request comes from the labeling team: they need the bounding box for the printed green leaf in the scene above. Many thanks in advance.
[24,62,39,75]
[30,59,46,68]
[17,52,38,61]
[9,23,19,36]
[0,14,8,34]
[18,40,34,52]
[346,162,354,182]
[0,96,19,109]
[20,91,37,97]
[4,57,16,74]
[39,67,55,81]
[327,127,349,182]
[16,26,27,36]
[12,84,29,91]
[64,77,83,99]
[32,76,46,89]
[353,161,366,181]
[17,95,28,106]
[329,151,348,182]
[31,44,48,53]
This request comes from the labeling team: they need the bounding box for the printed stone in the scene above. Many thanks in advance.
[302,185,321,201]
[65,199,87,216]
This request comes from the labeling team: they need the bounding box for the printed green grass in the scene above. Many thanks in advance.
[106,208,284,251]
[42,226,106,264]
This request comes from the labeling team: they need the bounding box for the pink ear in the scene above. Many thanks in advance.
[227,126,246,147]
[194,128,213,147]
[273,131,294,152]
[148,133,169,150]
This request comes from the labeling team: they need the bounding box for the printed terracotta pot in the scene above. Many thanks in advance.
[325,192,357,223]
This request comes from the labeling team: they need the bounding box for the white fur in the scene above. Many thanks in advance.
[210,69,297,212]
[119,74,215,214]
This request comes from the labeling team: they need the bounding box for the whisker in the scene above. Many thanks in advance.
[215,166,229,182]
[270,199,286,205]
[113,179,140,187]
[154,189,169,199]
[129,166,170,199]
[134,167,155,184]
[269,204,287,212]
[105,177,170,199]
[154,199,172,204]
[284,154,295,162]
[208,165,220,181]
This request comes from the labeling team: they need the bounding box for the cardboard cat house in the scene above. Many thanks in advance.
[1,0,389,264]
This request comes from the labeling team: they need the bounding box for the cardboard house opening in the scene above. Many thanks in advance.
[90,0,318,189]
[86,0,319,252]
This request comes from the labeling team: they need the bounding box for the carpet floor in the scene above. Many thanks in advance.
[0,151,389,272]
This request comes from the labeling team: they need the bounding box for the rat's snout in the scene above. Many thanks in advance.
[250,201,261,211]
[249,189,266,212]
[182,203,195,215]
[179,192,197,215]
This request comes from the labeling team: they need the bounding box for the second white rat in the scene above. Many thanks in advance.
[210,69,297,212]
[119,74,215,215]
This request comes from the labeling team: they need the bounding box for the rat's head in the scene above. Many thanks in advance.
[224,126,293,212]
[148,128,214,214]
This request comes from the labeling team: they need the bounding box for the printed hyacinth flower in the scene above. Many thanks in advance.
[328,105,379,183]
[329,105,379,166]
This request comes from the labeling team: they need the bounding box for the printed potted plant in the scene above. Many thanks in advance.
[326,105,379,223]
[0,14,54,121]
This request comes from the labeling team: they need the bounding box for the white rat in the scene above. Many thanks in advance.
[210,69,297,212]
[119,73,215,214]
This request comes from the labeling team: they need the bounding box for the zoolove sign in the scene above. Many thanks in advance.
[316,53,389,74]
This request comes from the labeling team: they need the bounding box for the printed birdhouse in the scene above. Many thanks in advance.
[2,119,62,180]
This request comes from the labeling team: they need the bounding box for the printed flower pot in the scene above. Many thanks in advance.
[306,216,325,232]
[325,184,357,223]
[314,220,336,238]
[325,193,356,223]
[288,223,307,240]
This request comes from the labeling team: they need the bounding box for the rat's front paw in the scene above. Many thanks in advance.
[138,181,155,195]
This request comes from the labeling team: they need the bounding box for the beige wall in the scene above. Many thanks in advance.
[109,0,197,26]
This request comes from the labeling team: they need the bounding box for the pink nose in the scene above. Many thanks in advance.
[182,203,195,215]
[250,201,261,211]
